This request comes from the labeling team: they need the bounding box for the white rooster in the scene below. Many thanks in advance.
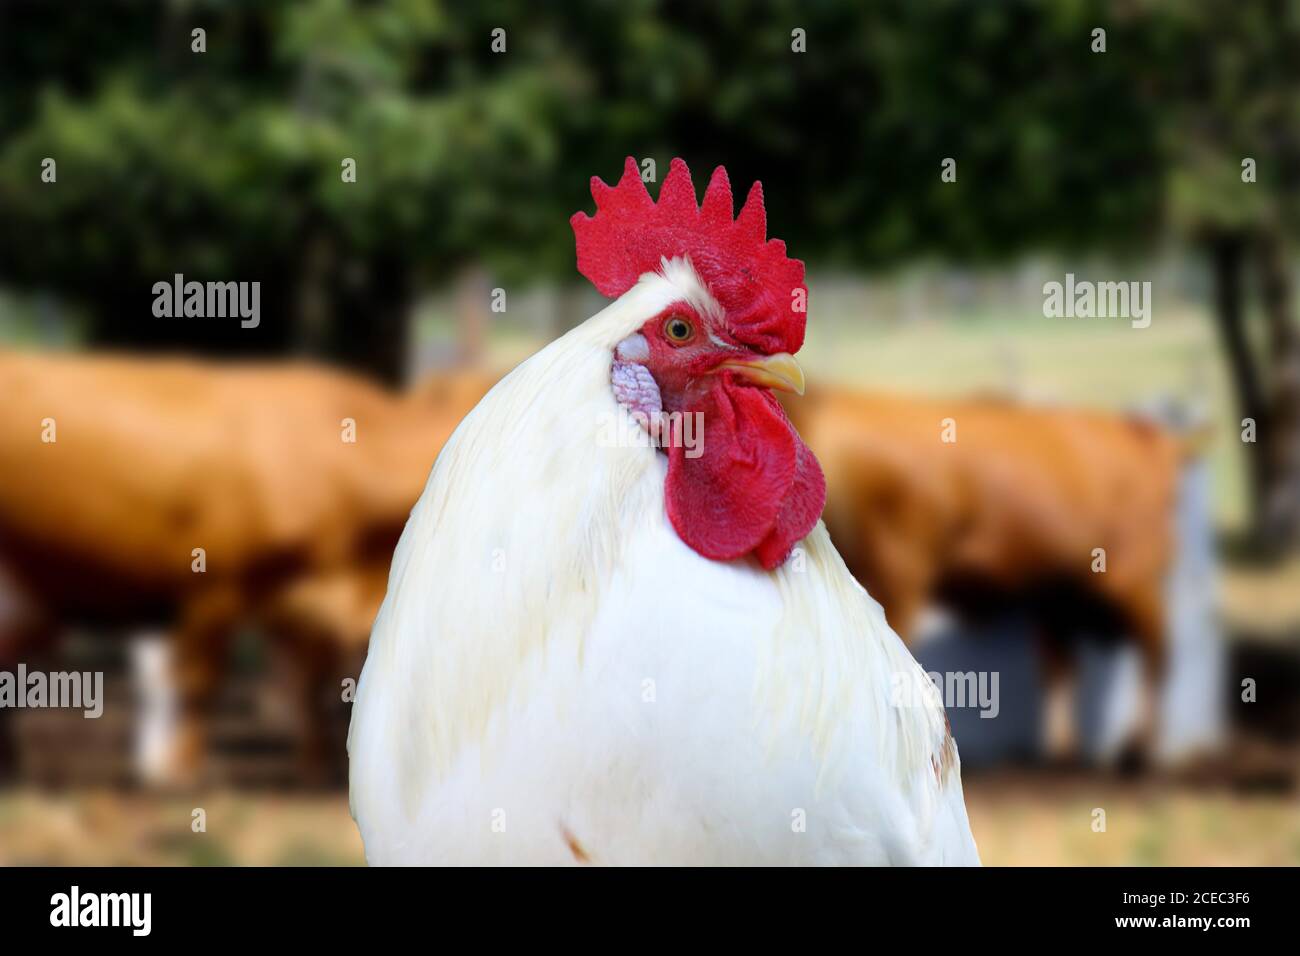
[347,158,980,865]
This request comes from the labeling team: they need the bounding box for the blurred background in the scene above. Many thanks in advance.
[1,0,1298,865]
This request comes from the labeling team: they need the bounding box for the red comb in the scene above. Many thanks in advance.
[571,157,807,355]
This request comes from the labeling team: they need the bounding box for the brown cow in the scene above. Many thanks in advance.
[783,386,1185,762]
[0,349,495,784]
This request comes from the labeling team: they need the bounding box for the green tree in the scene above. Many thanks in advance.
[0,0,581,381]
[1156,0,1300,548]
[1,0,1296,546]
[0,0,1167,382]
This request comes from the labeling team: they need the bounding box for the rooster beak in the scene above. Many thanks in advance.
[717,352,806,396]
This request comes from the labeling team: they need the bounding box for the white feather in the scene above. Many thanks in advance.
[348,261,980,865]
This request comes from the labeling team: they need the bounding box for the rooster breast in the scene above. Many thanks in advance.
[350,466,977,865]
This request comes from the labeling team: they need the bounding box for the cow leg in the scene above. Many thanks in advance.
[1117,592,1167,771]
[0,616,56,782]
[279,627,345,789]
[1036,633,1079,764]
[160,587,241,789]
[129,632,180,785]
[1120,666,1161,773]
[305,644,347,788]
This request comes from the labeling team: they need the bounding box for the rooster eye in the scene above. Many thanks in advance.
[663,315,694,344]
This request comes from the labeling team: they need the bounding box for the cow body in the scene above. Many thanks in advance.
[0,350,491,783]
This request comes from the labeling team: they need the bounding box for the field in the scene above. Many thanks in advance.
[965,773,1300,866]
[2,776,1296,866]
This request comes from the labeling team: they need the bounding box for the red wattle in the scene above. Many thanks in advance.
[754,431,826,569]
[665,379,825,570]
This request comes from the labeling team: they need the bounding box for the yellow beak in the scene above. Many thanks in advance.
[717,352,806,396]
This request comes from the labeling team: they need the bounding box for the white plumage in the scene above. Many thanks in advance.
[347,262,980,865]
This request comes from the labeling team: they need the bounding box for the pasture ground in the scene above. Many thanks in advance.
[1,773,1296,866]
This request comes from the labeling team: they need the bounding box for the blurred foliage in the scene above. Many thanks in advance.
[1160,0,1300,237]
[0,0,1295,374]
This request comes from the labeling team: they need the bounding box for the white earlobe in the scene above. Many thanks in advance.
[614,333,650,363]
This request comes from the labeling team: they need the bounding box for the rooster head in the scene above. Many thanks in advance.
[572,157,826,570]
